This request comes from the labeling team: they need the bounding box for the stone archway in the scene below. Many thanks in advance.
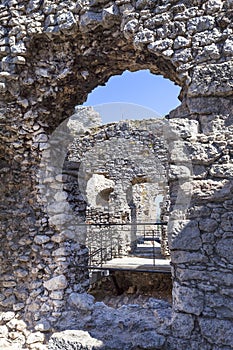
[0,1,233,349]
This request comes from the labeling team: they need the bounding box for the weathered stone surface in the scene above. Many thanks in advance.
[189,62,233,97]
[171,312,194,338]
[86,174,115,207]
[216,238,233,262]
[210,164,233,178]
[0,1,233,349]
[68,293,95,311]
[44,275,68,291]
[199,218,218,232]
[169,220,202,251]
[199,318,233,346]
[173,283,204,315]
[27,332,45,345]
[57,297,170,350]
[48,330,103,350]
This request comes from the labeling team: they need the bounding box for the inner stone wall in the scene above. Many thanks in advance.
[0,0,233,349]
[65,118,169,259]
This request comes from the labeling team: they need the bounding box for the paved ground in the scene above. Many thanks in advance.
[103,256,171,272]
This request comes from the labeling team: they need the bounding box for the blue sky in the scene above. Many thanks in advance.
[83,70,181,124]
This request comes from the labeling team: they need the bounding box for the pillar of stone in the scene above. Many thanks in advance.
[167,64,233,349]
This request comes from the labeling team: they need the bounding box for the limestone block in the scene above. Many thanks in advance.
[169,165,192,180]
[171,312,194,338]
[132,331,165,349]
[134,28,155,45]
[27,332,45,345]
[171,250,207,264]
[203,0,223,14]
[86,174,114,207]
[50,291,63,300]
[13,303,25,311]
[192,165,208,179]
[188,62,233,97]
[169,140,190,163]
[216,238,233,262]
[80,11,103,30]
[0,312,15,323]
[192,179,233,202]
[173,283,204,315]
[172,48,193,64]
[52,248,69,257]
[220,212,233,231]
[187,16,215,33]
[68,293,95,311]
[34,235,51,245]
[12,55,26,64]
[210,164,233,178]
[44,275,67,291]
[205,293,233,318]
[15,268,28,278]
[8,331,25,345]
[198,218,218,232]
[35,320,51,332]
[203,43,220,59]
[148,38,173,53]
[135,0,155,10]
[57,11,76,30]
[223,38,233,56]
[199,318,233,346]
[48,330,103,350]
[0,295,16,307]
[188,142,219,165]
[174,36,191,49]
[123,19,139,39]
[0,325,8,337]
[49,214,74,226]
[169,220,202,251]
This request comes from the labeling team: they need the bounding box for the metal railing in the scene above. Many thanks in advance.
[85,222,167,268]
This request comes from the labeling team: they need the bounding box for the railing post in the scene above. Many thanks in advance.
[152,227,155,267]
[100,227,103,268]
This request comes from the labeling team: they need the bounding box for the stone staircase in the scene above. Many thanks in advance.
[132,245,164,259]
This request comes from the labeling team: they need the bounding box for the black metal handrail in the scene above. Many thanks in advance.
[79,222,168,226]
[85,222,168,269]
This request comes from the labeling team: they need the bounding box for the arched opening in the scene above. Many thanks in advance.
[1,33,186,346]
[96,188,114,207]
[63,95,173,306]
[3,2,232,348]
[84,69,181,122]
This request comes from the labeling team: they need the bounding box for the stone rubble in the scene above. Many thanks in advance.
[49,294,171,350]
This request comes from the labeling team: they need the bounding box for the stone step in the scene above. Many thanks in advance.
[132,253,164,259]
[134,247,161,254]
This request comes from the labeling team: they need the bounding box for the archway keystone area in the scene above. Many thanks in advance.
[0,1,233,349]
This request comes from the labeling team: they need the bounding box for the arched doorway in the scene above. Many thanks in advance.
[1,1,232,349]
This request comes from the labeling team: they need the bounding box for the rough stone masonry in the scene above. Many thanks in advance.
[0,0,233,349]
[65,116,169,260]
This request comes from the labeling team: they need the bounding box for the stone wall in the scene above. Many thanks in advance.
[0,0,233,349]
[65,118,169,261]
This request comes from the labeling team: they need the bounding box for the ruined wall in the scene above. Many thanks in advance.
[0,0,233,349]
[65,118,169,260]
